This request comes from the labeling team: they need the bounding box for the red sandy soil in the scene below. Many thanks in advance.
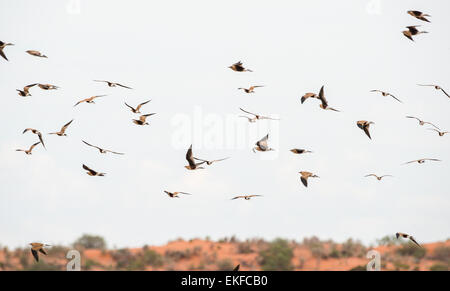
[0,239,448,271]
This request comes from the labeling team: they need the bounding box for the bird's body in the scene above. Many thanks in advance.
[365,174,393,181]
[317,86,340,112]
[231,195,262,200]
[49,119,73,136]
[185,145,205,170]
[290,149,313,155]
[253,134,274,153]
[298,171,319,187]
[30,243,50,262]
[26,50,47,58]
[164,191,192,198]
[404,158,441,165]
[125,100,151,114]
[403,25,428,41]
[370,90,402,103]
[357,120,375,139]
[17,84,37,97]
[0,40,14,61]
[396,232,421,247]
[23,128,46,149]
[229,61,252,72]
[82,140,124,155]
[238,85,263,93]
[74,95,106,107]
[132,113,156,125]
[94,80,132,89]
[82,164,106,176]
[428,128,448,137]
[16,142,41,155]
[38,84,59,90]
[407,10,431,22]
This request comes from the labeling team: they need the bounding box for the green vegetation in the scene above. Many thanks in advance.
[429,263,448,271]
[258,238,294,271]
[73,234,107,250]
[216,258,234,271]
[396,244,426,259]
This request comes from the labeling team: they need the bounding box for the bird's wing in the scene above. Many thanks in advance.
[259,115,279,120]
[239,108,257,116]
[124,102,135,110]
[82,140,101,150]
[136,100,151,110]
[365,174,377,178]
[363,127,372,139]
[403,32,414,41]
[300,177,308,187]
[404,160,418,164]
[93,95,107,99]
[93,80,108,83]
[211,157,230,163]
[116,83,133,89]
[29,142,41,151]
[193,157,208,162]
[105,150,125,155]
[409,237,421,248]
[0,49,8,61]
[186,145,196,168]
[318,86,328,107]
[39,248,47,255]
[425,158,441,162]
[82,164,97,175]
[61,120,73,132]
[256,134,269,150]
[25,83,37,89]
[74,99,85,107]
[37,132,45,149]
[249,195,262,198]
[179,192,192,195]
[417,84,436,87]
[388,94,403,103]
[406,116,420,121]
[370,90,382,93]
[31,249,39,262]
[143,113,156,117]
[231,196,243,200]
[440,88,450,98]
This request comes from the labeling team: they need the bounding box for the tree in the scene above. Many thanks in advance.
[258,238,293,271]
[73,234,107,249]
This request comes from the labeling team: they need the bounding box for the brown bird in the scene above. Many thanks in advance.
[29,243,51,262]
[317,86,340,112]
[417,84,449,98]
[233,264,240,271]
[132,113,156,125]
[94,80,132,89]
[231,195,262,200]
[164,191,192,198]
[396,232,421,248]
[82,164,106,176]
[26,50,47,58]
[194,157,229,165]
[370,90,402,103]
[37,84,59,90]
[253,134,274,153]
[298,171,319,187]
[407,10,431,22]
[402,25,428,41]
[406,116,440,130]
[82,140,124,155]
[185,145,206,170]
[403,158,441,165]
[428,128,448,137]
[357,120,375,139]
[238,85,264,93]
[365,174,393,181]
[23,128,46,149]
[49,119,73,136]
[0,40,14,61]
[125,100,151,114]
[228,61,253,72]
[16,142,41,155]
[290,149,313,155]
[301,92,319,104]
[239,108,279,123]
[74,95,106,107]
[16,83,37,97]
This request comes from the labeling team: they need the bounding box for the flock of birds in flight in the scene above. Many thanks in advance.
[1,8,447,264]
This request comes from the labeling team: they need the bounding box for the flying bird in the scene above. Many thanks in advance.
[405,116,440,129]
[30,243,51,262]
[231,195,262,200]
[301,92,319,104]
[37,84,59,90]
[228,61,253,72]
[428,128,448,137]
[82,164,106,176]
[125,100,151,114]
[402,25,428,41]
[49,119,73,136]
[403,158,441,165]
[132,113,156,125]
[164,191,192,198]
[185,145,206,170]
[16,142,41,155]
[290,149,313,155]
[82,140,124,155]
[298,171,319,187]
[239,108,279,123]
[23,128,46,149]
[357,120,375,139]
[396,232,421,248]
[253,134,274,153]
[370,90,402,103]
[94,80,132,89]
[74,95,106,107]
[238,85,264,93]
[417,84,449,98]
[16,83,37,97]
[0,40,14,61]
[407,10,431,22]
[365,174,393,181]
[26,50,47,58]
[317,86,340,112]
[194,157,229,165]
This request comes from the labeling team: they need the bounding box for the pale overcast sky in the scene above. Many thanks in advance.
[1,0,449,249]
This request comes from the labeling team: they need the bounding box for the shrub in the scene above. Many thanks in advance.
[429,246,450,264]
[429,264,448,271]
[349,265,366,271]
[237,242,254,254]
[258,238,293,271]
[396,244,426,259]
[216,259,234,271]
[341,239,367,258]
[142,249,164,267]
[73,234,106,250]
